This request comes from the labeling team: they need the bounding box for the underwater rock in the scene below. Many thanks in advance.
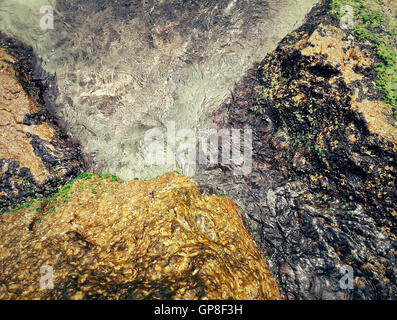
[0,172,280,300]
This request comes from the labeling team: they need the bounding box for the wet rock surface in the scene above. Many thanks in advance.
[0,0,395,301]
[0,173,280,300]
[194,2,396,299]
[0,33,84,213]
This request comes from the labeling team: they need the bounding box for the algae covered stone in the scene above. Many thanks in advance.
[0,172,280,299]
[257,20,397,224]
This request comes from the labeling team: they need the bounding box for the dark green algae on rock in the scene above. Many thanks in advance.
[253,4,396,298]
[256,7,397,231]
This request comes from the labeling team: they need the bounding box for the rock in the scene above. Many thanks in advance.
[0,172,281,300]
[257,14,397,229]
[194,1,396,299]
[0,35,84,213]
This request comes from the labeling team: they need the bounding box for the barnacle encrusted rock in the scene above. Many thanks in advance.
[0,172,281,300]
[0,40,83,213]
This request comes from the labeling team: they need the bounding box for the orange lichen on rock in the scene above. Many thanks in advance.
[0,48,55,183]
[300,24,371,83]
[299,24,397,146]
[352,94,397,148]
[265,23,397,147]
[0,172,281,300]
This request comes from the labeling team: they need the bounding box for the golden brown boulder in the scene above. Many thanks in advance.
[0,172,281,300]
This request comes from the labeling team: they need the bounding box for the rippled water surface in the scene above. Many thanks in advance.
[0,0,319,179]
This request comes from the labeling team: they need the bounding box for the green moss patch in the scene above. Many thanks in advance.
[330,0,397,119]
[0,172,123,216]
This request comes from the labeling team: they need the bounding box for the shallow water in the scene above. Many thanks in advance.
[0,0,319,180]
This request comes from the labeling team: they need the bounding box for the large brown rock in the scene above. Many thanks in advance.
[0,172,281,300]
[0,38,83,213]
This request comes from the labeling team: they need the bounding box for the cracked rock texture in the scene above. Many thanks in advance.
[0,173,280,300]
